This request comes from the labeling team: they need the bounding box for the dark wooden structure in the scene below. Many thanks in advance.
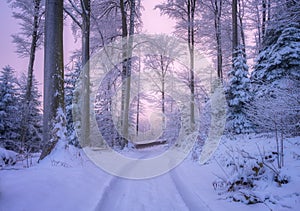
[134,139,167,149]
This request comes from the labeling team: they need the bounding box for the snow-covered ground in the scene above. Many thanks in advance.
[1,134,299,211]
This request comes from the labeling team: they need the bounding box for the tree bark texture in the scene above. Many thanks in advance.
[41,0,64,160]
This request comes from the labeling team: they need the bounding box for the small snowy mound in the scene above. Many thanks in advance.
[0,147,17,168]
[38,141,87,168]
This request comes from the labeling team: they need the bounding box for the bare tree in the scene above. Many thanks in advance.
[156,0,198,129]
[248,78,300,168]
[64,0,91,146]
[120,0,136,144]
[144,35,177,128]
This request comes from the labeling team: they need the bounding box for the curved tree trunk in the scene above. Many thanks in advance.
[21,0,42,145]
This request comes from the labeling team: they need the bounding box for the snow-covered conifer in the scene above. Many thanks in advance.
[252,24,300,89]
[0,66,21,150]
[251,0,300,90]
[65,62,81,147]
[226,47,252,134]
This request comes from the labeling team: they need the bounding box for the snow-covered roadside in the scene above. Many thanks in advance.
[0,147,110,210]
[207,134,300,210]
[0,134,299,211]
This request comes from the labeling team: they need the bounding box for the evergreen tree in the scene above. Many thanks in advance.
[8,0,45,148]
[251,0,300,89]
[226,47,252,134]
[252,24,300,88]
[65,62,81,147]
[0,66,21,150]
[250,1,300,135]
[19,73,42,152]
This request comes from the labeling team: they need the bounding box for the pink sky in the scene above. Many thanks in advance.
[0,0,174,95]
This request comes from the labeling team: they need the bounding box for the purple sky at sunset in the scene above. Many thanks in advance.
[0,1,29,74]
[0,0,174,97]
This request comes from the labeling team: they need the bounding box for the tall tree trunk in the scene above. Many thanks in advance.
[136,56,141,135]
[21,0,41,144]
[238,0,246,53]
[232,0,238,58]
[120,0,128,134]
[214,0,223,81]
[121,0,135,145]
[188,0,196,130]
[40,0,64,160]
[160,55,166,128]
[267,0,271,22]
[255,2,262,51]
[262,0,267,41]
[80,0,91,147]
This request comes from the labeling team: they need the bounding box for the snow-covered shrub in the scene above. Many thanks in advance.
[94,68,130,150]
[214,148,290,204]
[0,147,17,168]
[51,159,72,168]
[248,77,300,137]
[192,80,227,162]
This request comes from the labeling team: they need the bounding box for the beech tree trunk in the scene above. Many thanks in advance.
[160,55,166,128]
[120,0,135,145]
[120,0,128,135]
[188,0,196,130]
[63,0,91,147]
[214,0,223,81]
[238,0,246,53]
[262,0,267,41]
[40,0,64,161]
[232,0,238,58]
[136,56,141,135]
[21,0,42,144]
[80,0,91,147]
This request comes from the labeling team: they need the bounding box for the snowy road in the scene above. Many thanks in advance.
[94,149,212,211]
[2,135,299,211]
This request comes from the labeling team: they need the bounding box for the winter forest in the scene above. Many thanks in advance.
[0,0,300,210]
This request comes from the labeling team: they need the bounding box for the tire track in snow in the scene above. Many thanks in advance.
[94,149,211,210]
[93,152,152,211]
[93,151,189,210]
[169,165,212,211]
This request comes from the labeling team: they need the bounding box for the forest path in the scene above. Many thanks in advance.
[93,148,211,211]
